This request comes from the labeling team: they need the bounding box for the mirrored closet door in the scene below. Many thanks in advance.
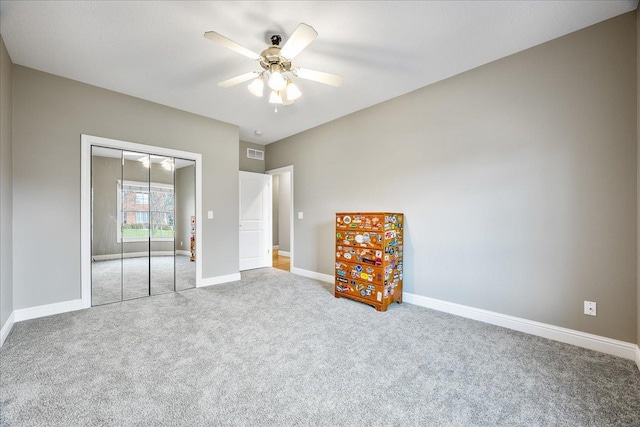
[175,159,196,291]
[90,147,196,306]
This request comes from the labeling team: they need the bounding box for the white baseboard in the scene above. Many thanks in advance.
[403,292,637,361]
[278,251,291,257]
[93,251,175,261]
[13,299,84,323]
[0,311,15,347]
[273,245,279,250]
[175,250,191,257]
[635,345,640,372]
[197,273,241,288]
[291,267,333,284]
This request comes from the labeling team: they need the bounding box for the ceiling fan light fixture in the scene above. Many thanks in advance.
[248,77,264,97]
[286,80,302,101]
[161,158,174,171]
[268,65,287,91]
[138,156,150,168]
[206,24,342,109]
[269,90,283,105]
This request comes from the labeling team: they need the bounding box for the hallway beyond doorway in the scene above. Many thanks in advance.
[272,249,290,272]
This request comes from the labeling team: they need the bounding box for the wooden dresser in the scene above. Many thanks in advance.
[334,212,404,312]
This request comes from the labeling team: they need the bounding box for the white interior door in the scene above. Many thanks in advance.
[239,171,272,271]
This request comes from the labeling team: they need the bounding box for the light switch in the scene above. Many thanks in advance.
[298,212,304,219]
[208,211,214,219]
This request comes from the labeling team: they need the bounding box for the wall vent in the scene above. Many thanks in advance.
[247,148,264,161]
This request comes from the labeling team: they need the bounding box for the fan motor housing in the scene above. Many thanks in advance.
[259,44,291,72]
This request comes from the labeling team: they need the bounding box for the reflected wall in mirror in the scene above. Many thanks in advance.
[91,146,123,305]
[175,159,196,291]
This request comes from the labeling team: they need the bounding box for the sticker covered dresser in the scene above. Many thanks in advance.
[334,212,404,311]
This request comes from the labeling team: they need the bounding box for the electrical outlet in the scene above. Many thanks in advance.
[584,301,596,316]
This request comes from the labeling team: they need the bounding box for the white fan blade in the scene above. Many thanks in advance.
[280,23,318,60]
[294,68,343,87]
[218,72,260,88]
[204,31,261,60]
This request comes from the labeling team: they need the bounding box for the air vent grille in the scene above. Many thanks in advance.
[247,148,264,161]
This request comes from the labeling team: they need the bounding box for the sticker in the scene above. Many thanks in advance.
[367,284,376,290]
[343,216,351,224]
[375,250,382,258]
[360,272,368,280]
[385,230,396,239]
[363,233,370,243]
[336,232,342,239]
[372,217,379,224]
[355,265,363,273]
[344,253,352,260]
[367,274,373,282]
[356,284,364,291]
[337,270,346,277]
[360,290,366,297]
[377,292,382,301]
[355,234,364,244]
[365,267,374,273]
[337,277,348,283]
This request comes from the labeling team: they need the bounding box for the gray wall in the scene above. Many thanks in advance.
[267,13,637,343]
[12,65,239,309]
[0,35,13,330]
[239,140,265,173]
[175,164,195,254]
[278,172,291,253]
[272,174,280,247]
[91,156,175,256]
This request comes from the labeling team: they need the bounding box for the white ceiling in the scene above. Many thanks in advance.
[1,1,637,145]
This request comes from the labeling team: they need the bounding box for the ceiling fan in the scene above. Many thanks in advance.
[204,23,343,108]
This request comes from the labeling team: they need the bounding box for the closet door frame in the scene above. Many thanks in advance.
[81,134,202,309]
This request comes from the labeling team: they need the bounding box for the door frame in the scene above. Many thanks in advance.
[266,165,294,271]
[80,134,203,309]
